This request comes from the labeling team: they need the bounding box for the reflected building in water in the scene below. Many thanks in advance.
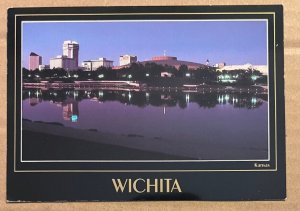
[29,97,42,106]
[23,88,266,119]
[26,90,42,106]
[62,97,79,122]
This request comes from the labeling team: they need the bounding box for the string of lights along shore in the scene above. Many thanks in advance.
[28,40,268,75]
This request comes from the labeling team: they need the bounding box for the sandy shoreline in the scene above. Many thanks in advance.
[22,120,267,161]
[22,120,195,160]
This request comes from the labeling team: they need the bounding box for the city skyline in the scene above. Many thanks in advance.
[22,20,268,69]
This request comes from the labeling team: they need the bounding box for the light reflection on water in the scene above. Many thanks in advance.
[22,88,267,127]
[22,88,269,159]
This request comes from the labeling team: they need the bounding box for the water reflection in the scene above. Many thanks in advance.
[62,97,79,122]
[23,88,267,122]
[22,88,268,160]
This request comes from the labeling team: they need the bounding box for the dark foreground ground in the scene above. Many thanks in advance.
[22,130,192,160]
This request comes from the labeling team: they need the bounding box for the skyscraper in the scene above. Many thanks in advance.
[63,40,79,67]
[29,52,42,70]
[50,40,79,70]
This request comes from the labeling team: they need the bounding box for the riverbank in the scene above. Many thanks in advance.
[22,120,194,160]
[23,80,268,94]
[22,120,268,160]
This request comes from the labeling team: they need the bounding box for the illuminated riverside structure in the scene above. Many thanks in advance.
[217,63,268,75]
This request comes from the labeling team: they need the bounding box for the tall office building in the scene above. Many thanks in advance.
[63,40,79,67]
[50,40,79,70]
[29,52,42,70]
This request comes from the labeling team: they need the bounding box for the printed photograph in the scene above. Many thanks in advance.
[21,20,269,161]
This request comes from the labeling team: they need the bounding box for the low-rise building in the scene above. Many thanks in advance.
[140,55,207,70]
[82,58,113,71]
[119,55,137,66]
[38,64,50,70]
[214,62,226,69]
[218,63,268,75]
[50,55,78,70]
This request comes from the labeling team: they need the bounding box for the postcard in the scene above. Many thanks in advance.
[7,5,285,201]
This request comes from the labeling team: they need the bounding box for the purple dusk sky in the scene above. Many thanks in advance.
[22,20,267,68]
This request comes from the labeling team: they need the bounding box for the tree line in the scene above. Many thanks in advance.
[23,62,266,85]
